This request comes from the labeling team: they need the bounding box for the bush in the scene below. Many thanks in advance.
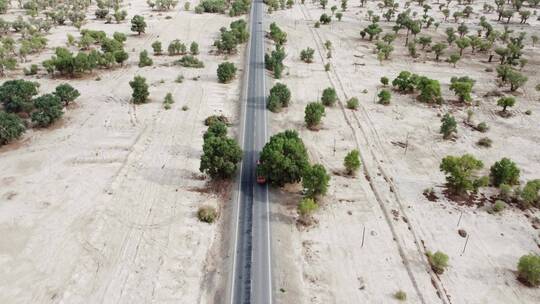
[197,206,218,223]
[138,50,153,67]
[521,180,540,207]
[346,97,359,110]
[176,55,204,68]
[259,130,309,186]
[269,83,291,108]
[129,76,149,104]
[344,149,361,175]
[302,164,330,197]
[205,115,229,126]
[477,137,492,147]
[151,41,163,55]
[321,87,337,106]
[297,197,318,221]
[131,15,147,35]
[197,0,227,13]
[304,102,325,128]
[53,83,80,106]
[380,76,389,86]
[378,89,391,105]
[490,158,520,187]
[0,112,26,146]
[394,290,407,301]
[440,113,457,139]
[23,64,38,76]
[492,200,506,213]
[517,254,540,287]
[476,122,489,133]
[168,39,187,55]
[428,251,449,274]
[31,94,64,127]
[217,62,236,83]
[0,79,39,113]
[300,47,315,63]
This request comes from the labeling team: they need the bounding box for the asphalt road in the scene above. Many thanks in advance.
[229,0,272,303]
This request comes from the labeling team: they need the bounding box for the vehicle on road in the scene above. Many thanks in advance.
[256,160,266,184]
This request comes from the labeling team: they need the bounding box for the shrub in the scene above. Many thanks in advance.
[450,76,475,103]
[344,149,361,175]
[517,254,540,287]
[392,71,418,93]
[378,89,391,105]
[138,50,153,67]
[53,83,80,106]
[197,0,227,13]
[168,39,187,55]
[217,62,236,83]
[269,83,291,108]
[394,290,407,301]
[302,164,330,197]
[346,97,359,110]
[163,92,174,108]
[176,55,204,68]
[319,13,331,24]
[0,79,39,113]
[151,40,163,55]
[129,76,149,104]
[476,122,489,133]
[304,102,325,128]
[520,180,540,207]
[321,87,337,106]
[490,158,520,186]
[428,251,449,274]
[23,64,38,76]
[197,206,218,223]
[0,112,26,146]
[297,197,318,221]
[380,76,389,86]
[492,200,506,213]
[300,47,315,63]
[205,115,229,126]
[477,137,492,147]
[31,94,64,127]
[190,42,199,55]
[440,113,457,139]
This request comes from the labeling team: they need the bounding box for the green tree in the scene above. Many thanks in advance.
[0,79,39,113]
[432,42,447,61]
[53,83,80,106]
[258,130,309,186]
[129,75,149,104]
[190,41,199,55]
[490,158,520,186]
[450,76,475,103]
[217,62,237,83]
[416,77,441,103]
[321,87,337,106]
[302,164,330,197]
[507,70,527,92]
[0,112,25,146]
[448,53,461,67]
[440,113,457,139]
[364,23,382,41]
[152,40,162,55]
[114,49,129,66]
[131,15,146,35]
[199,135,242,179]
[344,149,361,175]
[497,96,515,113]
[392,71,418,93]
[300,47,315,63]
[31,94,64,127]
[378,89,391,105]
[269,83,291,107]
[517,254,540,287]
[138,50,153,67]
[520,180,540,207]
[304,102,325,128]
[440,154,484,194]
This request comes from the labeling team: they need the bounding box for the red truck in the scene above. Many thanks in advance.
[256,160,266,184]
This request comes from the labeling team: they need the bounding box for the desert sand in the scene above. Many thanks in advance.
[267,1,540,303]
[0,1,245,303]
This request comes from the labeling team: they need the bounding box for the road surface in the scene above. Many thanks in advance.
[229,0,272,303]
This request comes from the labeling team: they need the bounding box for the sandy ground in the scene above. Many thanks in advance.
[0,1,245,303]
[267,1,540,303]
